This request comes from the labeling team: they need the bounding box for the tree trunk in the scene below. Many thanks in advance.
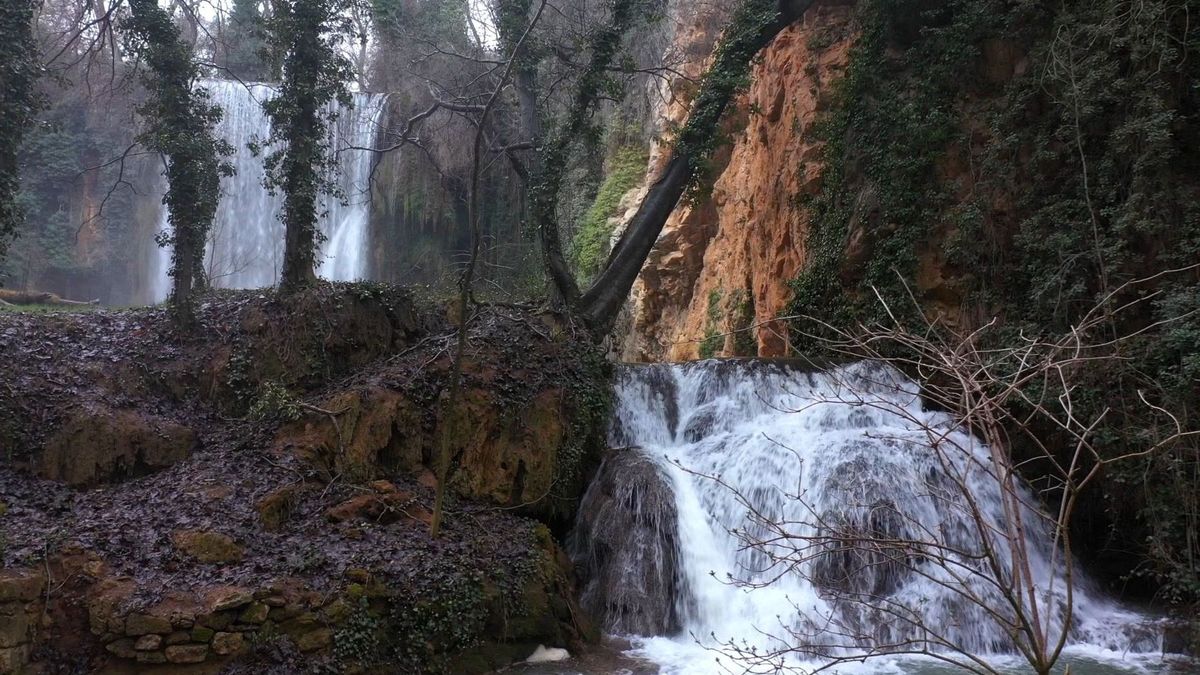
[561,0,815,331]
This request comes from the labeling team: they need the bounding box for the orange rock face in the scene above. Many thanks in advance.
[622,5,856,361]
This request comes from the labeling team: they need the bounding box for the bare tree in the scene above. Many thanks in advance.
[686,273,1197,675]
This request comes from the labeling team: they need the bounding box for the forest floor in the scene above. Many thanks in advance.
[0,284,601,673]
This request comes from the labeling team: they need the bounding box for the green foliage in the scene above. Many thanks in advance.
[260,0,355,290]
[676,0,779,183]
[788,0,1200,602]
[699,287,757,358]
[218,0,273,81]
[787,0,1004,344]
[388,571,487,672]
[0,0,40,269]
[333,598,383,665]
[125,0,233,316]
[700,289,724,359]
[248,380,304,421]
[570,146,647,282]
[553,346,613,520]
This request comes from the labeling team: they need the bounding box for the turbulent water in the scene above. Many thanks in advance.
[575,360,1165,674]
[149,80,387,301]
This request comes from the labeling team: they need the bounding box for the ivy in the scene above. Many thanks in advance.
[124,0,233,318]
[787,0,1200,603]
[0,0,40,269]
[259,0,355,291]
[787,0,1004,347]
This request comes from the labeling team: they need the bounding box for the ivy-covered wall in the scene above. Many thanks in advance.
[787,0,1200,603]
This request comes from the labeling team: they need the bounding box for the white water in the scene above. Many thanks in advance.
[148,80,387,301]
[606,360,1164,674]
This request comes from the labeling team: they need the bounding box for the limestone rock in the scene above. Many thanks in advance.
[238,602,269,624]
[125,612,172,636]
[105,637,138,658]
[38,406,195,485]
[211,631,244,655]
[275,386,424,482]
[134,633,163,650]
[256,484,301,531]
[0,570,44,603]
[0,603,31,649]
[0,646,31,674]
[172,529,244,564]
[622,5,857,360]
[135,650,168,663]
[325,483,431,525]
[294,627,332,652]
[205,586,254,612]
[165,643,209,664]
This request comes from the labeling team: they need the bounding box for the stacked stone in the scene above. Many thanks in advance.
[94,584,335,666]
[0,570,44,673]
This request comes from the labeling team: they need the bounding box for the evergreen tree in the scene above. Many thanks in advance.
[0,0,40,272]
[219,0,272,82]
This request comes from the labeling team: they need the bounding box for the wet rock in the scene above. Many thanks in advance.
[569,450,682,635]
[1163,620,1198,656]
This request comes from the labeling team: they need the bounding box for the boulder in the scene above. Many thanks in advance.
[38,406,195,485]
[569,450,682,635]
[172,530,244,564]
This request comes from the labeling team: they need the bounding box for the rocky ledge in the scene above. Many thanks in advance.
[0,285,609,674]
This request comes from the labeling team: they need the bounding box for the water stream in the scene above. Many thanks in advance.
[148,80,387,301]
[568,360,1170,674]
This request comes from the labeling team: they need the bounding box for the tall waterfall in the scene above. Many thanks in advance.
[574,360,1163,674]
[148,80,387,301]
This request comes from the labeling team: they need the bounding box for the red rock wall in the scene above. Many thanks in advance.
[621,3,856,361]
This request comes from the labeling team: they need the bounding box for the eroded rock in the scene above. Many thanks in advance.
[38,407,195,485]
[570,450,682,635]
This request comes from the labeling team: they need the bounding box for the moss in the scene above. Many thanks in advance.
[699,289,725,359]
[786,0,1004,349]
[699,288,757,358]
[786,0,1200,604]
[570,146,648,282]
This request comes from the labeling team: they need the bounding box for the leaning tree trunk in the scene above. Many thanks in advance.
[536,0,816,332]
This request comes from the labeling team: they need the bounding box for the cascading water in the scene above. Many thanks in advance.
[573,360,1166,674]
[148,80,387,301]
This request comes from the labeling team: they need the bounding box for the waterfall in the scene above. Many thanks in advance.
[147,80,387,302]
[576,360,1164,673]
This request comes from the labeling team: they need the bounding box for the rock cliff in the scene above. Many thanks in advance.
[622,1,857,361]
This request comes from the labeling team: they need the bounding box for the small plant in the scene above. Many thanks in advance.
[249,381,304,421]
[333,598,382,666]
